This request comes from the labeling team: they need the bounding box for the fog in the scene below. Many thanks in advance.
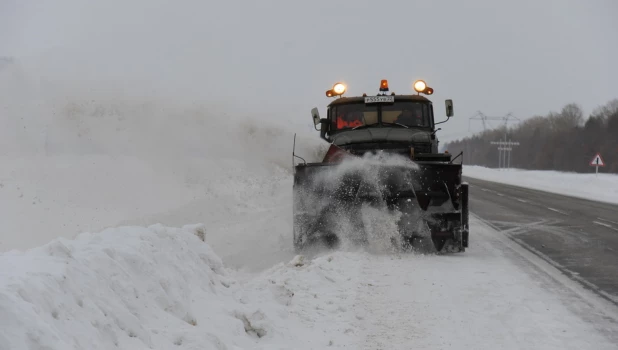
[2,0,617,142]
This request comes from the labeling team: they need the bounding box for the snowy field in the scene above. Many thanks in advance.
[463,165,618,205]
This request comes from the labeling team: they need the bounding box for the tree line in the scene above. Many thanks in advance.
[443,99,618,174]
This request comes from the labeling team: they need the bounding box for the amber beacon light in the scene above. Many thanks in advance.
[380,79,389,92]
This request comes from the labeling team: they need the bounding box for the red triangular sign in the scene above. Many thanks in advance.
[589,153,605,167]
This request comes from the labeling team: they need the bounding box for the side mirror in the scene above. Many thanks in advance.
[311,107,321,126]
[445,99,454,117]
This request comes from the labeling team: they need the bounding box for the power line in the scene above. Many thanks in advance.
[469,111,521,169]
[468,111,520,132]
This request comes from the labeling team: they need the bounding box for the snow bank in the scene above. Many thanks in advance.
[0,224,228,349]
[0,224,372,350]
[0,223,397,350]
[0,224,323,350]
[463,165,618,205]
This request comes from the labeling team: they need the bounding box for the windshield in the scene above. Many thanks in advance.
[382,102,431,127]
[331,101,431,131]
[331,103,378,130]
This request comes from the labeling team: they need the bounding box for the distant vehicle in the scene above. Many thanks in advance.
[292,79,469,253]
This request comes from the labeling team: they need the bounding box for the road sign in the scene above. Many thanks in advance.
[590,153,605,176]
[589,153,605,167]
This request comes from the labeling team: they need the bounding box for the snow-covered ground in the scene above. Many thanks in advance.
[2,67,618,348]
[2,62,618,347]
[463,165,618,205]
[2,218,618,350]
[2,2,618,348]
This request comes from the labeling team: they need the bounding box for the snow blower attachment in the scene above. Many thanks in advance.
[293,80,469,253]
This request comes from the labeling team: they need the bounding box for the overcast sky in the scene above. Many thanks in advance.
[1,0,617,143]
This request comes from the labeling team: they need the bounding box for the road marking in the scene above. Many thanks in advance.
[496,193,505,197]
[594,221,612,228]
[493,219,553,235]
[547,207,568,215]
[481,188,491,192]
[593,221,618,232]
[515,198,528,203]
[597,217,618,225]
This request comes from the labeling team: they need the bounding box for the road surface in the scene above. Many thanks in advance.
[465,176,618,305]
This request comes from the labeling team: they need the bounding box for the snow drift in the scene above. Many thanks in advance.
[0,224,331,350]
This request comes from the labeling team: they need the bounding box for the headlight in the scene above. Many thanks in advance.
[333,83,346,95]
[413,80,426,93]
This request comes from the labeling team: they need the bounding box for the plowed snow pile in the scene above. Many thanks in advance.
[0,224,327,349]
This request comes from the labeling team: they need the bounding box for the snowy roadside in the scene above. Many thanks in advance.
[0,224,319,350]
[463,165,618,205]
[2,218,617,350]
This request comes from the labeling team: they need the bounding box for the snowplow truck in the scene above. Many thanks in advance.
[293,80,469,253]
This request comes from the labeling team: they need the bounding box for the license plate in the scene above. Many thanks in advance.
[364,95,395,103]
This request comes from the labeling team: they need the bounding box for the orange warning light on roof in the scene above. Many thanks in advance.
[380,79,389,92]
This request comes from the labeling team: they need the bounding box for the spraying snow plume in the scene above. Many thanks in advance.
[0,58,324,256]
[294,151,426,254]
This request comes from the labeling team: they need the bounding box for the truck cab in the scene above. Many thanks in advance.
[311,80,454,161]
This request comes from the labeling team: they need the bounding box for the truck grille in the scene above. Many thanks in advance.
[344,142,432,156]
[412,143,431,154]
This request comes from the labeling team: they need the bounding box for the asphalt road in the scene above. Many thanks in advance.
[465,176,618,305]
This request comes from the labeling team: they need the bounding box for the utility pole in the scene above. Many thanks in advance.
[469,111,520,170]
[490,139,520,170]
